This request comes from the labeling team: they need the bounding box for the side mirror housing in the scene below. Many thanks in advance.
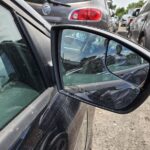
[51,24,150,114]
[132,9,140,17]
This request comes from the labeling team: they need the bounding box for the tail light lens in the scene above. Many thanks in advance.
[69,8,102,21]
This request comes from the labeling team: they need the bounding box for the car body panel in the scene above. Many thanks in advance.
[0,1,94,150]
[131,0,150,49]
[26,0,111,30]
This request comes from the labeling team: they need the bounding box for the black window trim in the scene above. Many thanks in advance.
[12,10,49,87]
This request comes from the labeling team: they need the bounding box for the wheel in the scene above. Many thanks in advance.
[40,132,68,150]
[46,132,68,150]
[139,36,145,47]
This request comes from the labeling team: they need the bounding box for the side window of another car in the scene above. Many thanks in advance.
[0,5,45,129]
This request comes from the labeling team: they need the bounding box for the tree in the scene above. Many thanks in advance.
[115,7,126,18]
[115,0,145,18]
[126,0,145,13]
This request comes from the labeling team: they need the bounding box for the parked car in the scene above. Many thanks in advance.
[111,16,119,32]
[0,1,150,150]
[25,0,112,31]
[120,14,130,27]
[127,8,141,38]
[130,0,150,49]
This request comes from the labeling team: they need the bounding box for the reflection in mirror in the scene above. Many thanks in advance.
[61,29,107,85]
[60,29,146,110]
[106,40,149,87]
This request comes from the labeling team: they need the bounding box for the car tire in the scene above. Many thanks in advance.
[46,132,68,150]
[40,131,68,150]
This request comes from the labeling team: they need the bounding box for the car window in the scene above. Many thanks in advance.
[0,5,45,129]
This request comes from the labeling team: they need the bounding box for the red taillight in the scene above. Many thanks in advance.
[69,8,102,21]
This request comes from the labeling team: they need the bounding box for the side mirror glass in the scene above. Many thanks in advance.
[107,41,149,86]
[51,26,150,113]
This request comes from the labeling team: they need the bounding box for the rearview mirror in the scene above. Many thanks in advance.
[51,25,150,114]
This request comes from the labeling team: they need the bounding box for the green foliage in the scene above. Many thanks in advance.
[127,0,144,10]
[115,7,126,18]
[115,0,145,18]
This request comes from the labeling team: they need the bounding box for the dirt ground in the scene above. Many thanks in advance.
[92,96,150,150]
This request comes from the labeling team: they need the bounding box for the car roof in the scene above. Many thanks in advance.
[2,0,51,33]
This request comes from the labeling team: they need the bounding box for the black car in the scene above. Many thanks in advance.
[0,1,150,150]
[131,0,150,49]
[25,0,112,31]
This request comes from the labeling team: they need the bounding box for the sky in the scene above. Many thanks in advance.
[113,0,139,8]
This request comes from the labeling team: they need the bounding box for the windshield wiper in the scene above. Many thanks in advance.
[47,0,71,7]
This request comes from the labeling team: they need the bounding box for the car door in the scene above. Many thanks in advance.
[0,4,50,149]
[0,3,90,150]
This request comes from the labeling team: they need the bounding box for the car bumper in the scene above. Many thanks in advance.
[43,16,109,30]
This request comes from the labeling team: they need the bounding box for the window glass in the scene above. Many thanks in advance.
[0,6,45,129]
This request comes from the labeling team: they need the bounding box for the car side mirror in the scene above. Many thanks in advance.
[51,25,150,114]
[132,9,140,17]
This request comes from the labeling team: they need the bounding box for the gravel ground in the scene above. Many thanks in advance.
[92,96,150,150]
